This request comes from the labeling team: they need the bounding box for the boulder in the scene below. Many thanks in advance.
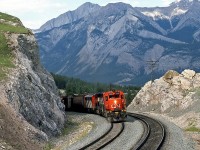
[179,76,192,90]
[181,69,196,79]
[128,69,199,113]
[163,70,179,84]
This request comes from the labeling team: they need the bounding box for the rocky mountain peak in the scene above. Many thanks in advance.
[172,0,192,5]
[36,2,100,32]
[79,2,100,8]
[170,0,200,9]
[74,2,100,15]
[105,2,132,10]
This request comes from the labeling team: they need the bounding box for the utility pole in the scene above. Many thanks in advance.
[146,60,159,82]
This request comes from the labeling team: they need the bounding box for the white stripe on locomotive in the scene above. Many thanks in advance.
[85,99,92,108]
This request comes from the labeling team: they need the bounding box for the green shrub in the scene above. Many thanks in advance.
[62,119,79,136]
[0,12,30,81]
[0,23,29,34]
[163,70,179,80]
[185,126,200,132]
[0,12,21,23]
[0,32,15,80]
[0,12,28,34]
[43,142,54,150]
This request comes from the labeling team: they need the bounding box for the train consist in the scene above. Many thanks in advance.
[62,90,127,122]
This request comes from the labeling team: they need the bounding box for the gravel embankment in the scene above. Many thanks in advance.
[129,111,196,150]
[103,115,144,150]
[54,111,196,150]
[62,112,111,150]
[54,112,145,150]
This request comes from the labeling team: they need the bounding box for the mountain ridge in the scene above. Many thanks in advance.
[35,0,200,85]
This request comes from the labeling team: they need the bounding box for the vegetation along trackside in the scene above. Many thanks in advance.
[52,73,141,106]
[0,12,29,80]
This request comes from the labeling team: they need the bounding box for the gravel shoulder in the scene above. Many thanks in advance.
[129,111,197,150]
[51,112,145,150]
[50,112,111,150]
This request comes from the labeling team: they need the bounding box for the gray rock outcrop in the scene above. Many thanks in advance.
[1,32,65,138]
[128,69,200,129]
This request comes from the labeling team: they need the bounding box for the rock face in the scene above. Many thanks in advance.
[3,33,65,137]
[0,13,66,149]
[128,69,200,128]
[0,14,65,149]
[35,0,200,85]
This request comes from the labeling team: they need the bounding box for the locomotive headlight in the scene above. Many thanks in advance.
[114,100,117,104]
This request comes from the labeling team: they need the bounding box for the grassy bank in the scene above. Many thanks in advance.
[185,126,200,132]
[44,117,94,150]
[0,12,29,80]
[0,32,14,80]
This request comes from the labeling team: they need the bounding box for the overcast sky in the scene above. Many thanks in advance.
[0,0,175,29]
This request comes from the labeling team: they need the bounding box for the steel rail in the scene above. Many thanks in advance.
[128,113,165,150]
[80,122,124,150]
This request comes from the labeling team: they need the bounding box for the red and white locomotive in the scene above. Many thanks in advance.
[62,90,127,122]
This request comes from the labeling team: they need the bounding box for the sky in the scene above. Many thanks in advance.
[0,0,175,29]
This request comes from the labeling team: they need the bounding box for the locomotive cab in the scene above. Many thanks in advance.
[103,90,127,122]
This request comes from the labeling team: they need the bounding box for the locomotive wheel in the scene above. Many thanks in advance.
[96,106,100,114]
[100,106,104,116]
[120,117,125,122]
[103,110,108,118]
[96,109,100,114]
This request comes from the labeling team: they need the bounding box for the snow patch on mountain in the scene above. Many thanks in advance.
[141,7,187,22]
[142,11,169,20]
[171,7,188,16]
[172,1,200,32]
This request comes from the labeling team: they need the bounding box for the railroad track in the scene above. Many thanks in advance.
[128,113,165,150]
[80,122,124,150]
[78,113,164,150]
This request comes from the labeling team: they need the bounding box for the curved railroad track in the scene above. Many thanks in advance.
[128,113,165,150]
[80,122,124,150]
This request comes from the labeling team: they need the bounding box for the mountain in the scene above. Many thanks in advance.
[35,0,200,85]
[35,2,101,33]
[0,12,65,149]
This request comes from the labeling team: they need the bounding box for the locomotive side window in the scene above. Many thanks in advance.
[109,94,113,98]
[115,94,119,98]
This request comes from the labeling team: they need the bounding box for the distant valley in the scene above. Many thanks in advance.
[35,0,200,85]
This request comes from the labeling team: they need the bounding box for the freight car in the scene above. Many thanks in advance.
[62,94,85,111]
[62,90,127,122]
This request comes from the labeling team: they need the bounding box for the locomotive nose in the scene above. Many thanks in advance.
[111,99,121,109]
